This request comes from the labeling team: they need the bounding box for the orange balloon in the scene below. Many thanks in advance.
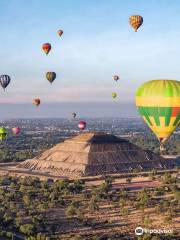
[129,15,143,32]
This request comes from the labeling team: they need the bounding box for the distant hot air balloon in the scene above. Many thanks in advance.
[12,127,20,136]
[112,92,117,99]
[46,72,56,84]
[42,43,51,55]
[0,127,7,141]
[129,15,143,32]
[33,98,41,107]
[136,80,180,152]
[72,112,77,118]
[113,75,120,82]
[78,121,86,130]
[0,75,11,91]
[57,29,63,37]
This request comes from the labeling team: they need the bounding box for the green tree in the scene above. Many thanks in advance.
[20,224,35,236]
[126,177,132,184]
[143,216,152,228]
[23,195,31,206]
[89,195,99,213]
[65,205,77,218]
[120,207,129,216]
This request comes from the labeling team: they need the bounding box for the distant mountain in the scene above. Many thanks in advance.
[0,102,138,119]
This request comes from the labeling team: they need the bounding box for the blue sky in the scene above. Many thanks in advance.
[0,0,180,107]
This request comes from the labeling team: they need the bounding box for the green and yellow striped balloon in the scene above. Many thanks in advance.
[135,80,180,143]
[0,127,7,141]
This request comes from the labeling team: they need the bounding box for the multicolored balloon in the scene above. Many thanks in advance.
[78,121,86,130]
[33,98,41,107]
[42,43,51,55]
[0,127,7,141]
[57,29,63,37]
[113,75,120,82]
[136,80,180,144]
[112,92,117,99]
[46,72,56,84]
[129,15,143,32]
[12,127,20,136]
[0,75,11,91]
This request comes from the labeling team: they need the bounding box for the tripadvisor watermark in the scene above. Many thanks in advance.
[135,226,173,236]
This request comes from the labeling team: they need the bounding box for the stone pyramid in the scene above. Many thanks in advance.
[19,132,174,177]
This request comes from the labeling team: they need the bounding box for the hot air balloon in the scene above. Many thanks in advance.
[112,92,117,99]
[12,127,20,136]
[0,127,7,141]
[33,98,41,107]
[72,112,77,118]
[135,80,180,152]
[46,72,56,84]
[57,29,63,37]
[0,75,11,91]
[42,43,51,55]
[78,121,86,130]
[113,75,120,82]
[129,15,143,32]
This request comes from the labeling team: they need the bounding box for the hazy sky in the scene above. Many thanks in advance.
[0,0,180,117]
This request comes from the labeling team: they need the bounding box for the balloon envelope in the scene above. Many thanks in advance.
[72,112,77,118]
[57,30,63,37]
[112,92,117,99]
[46,72,56,84]
[33,98,41,106]
[135,80,180,143]
[42,43,51,55]
[129,15,143,32]
[113,75,120,81]
[12,127,20,135]
[78,121,86,130]
[0,127,7,141]
[0,75,11,91]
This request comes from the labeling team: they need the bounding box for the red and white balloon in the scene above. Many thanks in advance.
[12,127,20,135]
[78,121,86,131]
